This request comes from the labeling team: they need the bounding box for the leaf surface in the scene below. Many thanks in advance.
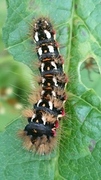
[2,0,101,179]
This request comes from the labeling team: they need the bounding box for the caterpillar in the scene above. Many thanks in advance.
[19,18,67,155]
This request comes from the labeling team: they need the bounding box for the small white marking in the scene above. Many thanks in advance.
[34,32,39,41]
[38,47,42,55]
[31,114,36,121]
[42,115,46,125]
[57,114,63,118]
[37,99,42,106]
[52,91,56,97]
[41,90,45,95]
[44,30,51,39]
[54,34,56,40]
[53,77,58,86]
[51,61,57,69]
[48,45,54,53]
[41,63,45,72]
[45,20,49,25]
[42,77,45,84]
[34,23,37,29]
[49,101,53,110]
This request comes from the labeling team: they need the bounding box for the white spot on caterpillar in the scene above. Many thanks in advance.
[42,77,45,84]
[37,99,42,106]
[53,77,58,86]
[45,20,49,25]
[34,23,37,29]
[34,32,39,42]
[44,30,51,39]
[31,114,36,121]
[49,101,53,110]
[51,61,57,69]
[57,114,63,118]
[41,63,45,72]
[52,91,56,97]
[41,90,45,95]
[38,47,42,55]
[54,34,56,40]
[42,115,46,125]
[48,45,54,53]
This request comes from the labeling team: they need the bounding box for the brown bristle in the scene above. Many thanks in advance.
[42,112,57,123]
[22,109,34,118]
[29,91,41,104]
[53,99,63,109]
[18,130,26,138]
[54,87,67,99]
[35,135,57,154]
[56,73,67,83]
[36,76,42,84]
[19,131,57,154]
[53,55,64,64]
[18,130,33,150]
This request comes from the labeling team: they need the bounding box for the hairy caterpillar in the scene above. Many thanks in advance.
[19,18,67,155]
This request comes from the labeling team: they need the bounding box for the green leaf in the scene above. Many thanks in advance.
[0,56,32,131]
[2,0,101,179]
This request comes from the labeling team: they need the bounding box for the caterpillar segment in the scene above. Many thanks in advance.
[20,18,67,154]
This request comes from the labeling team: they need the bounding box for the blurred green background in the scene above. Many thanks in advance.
[0,1,101,131]
[0,1,32,131]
